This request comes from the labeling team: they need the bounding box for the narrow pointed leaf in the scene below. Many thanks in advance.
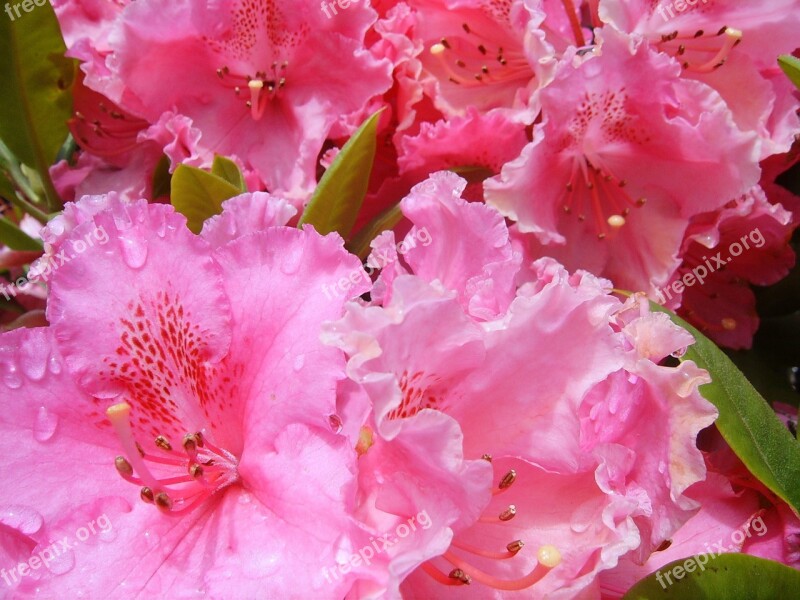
[298,110,382,238]
[0,216,43,251]
[170,165,240,233]
[0,3,75,210]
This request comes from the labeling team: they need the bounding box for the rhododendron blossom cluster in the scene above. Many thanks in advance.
[1,0,799,597]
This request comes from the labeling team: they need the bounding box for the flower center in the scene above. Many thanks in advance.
[421,455,562,590]
[107,403,240,516]
[655,26,742,73]
[215,62,289,120]
[560,156,646,239]
[427,22,531,89]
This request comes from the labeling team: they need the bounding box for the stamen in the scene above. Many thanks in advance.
[421,562,466,586]
[499,505,517,521]
[443,549,558,591]
[155,435,172,451]
[140,487,154,503]
[507,540,525,555]
[449,569,472,585]
[115,456,133,477]
[155,492,173,511]
[493,469,517,495]
[451,539,524,560]
[107,403,160,490]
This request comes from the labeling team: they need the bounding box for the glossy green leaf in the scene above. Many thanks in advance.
[170,165,240,234]
[211,155,247,193]
[650,302,800,514]
[298,110,382,238]
[778,55,800,90]
[0,216,43,251]
[624,553,800,599]
[346,203,403,260]
[0,2,75,210]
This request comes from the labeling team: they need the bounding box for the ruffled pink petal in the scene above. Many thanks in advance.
[46,201,235,448]
[212,226,369,448]
[200,192,297,249]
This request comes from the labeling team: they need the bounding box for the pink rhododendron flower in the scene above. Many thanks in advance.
[600,420,800,597]
[661,186,797,349]
[91,0,391,203]
[599,0,800,158]
[405,0,555,123]
[325,174,717,597]
[0,196,370,596]
[485,28,760,296]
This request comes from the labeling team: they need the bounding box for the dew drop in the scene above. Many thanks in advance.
[293,355,304,372]
[46,546,75,575]
[570,500,597,533]
[34,406,58,442]
[117,233,148,269]
[48,356,62,375]
[20,348,46,381]
[279,251,302,275]
[3,366,22,389]
[0,506,44,536]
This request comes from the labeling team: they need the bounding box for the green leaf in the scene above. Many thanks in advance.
[0,216,43,251]
[151,155,172,199]
[298,110,382,238]
[346,203,403,260]
[649,302,800,514]
[211,155,247,193]
[778,55,800,90]
[623,554,800,599]
[0,2,76,211]
[0,139,50,222]
[170,165,240,234]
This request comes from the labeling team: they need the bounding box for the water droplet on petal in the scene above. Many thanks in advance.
[0,506,44,536]
[48,356,62,375]
[570,500,596,533]
[293,355,304,372]
[3,366,22,389]
[45,547,75,575]
[20,348,46,381]
[34,407,58,442]
[117,233,148,269]
[279,250,302,275]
